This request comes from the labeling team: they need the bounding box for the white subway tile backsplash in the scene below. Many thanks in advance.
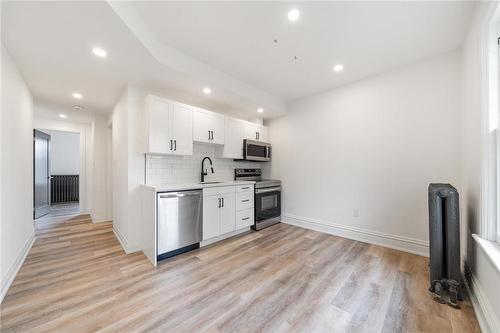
[145,143,260,185]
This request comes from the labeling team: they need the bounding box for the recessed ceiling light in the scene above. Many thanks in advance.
[203,87,212,94]
[288,9,300,22]
[72,92,82,99]
[92,47,107,58]
[59,114,67,119]
[257,108,264,113]
[333,64,344,72]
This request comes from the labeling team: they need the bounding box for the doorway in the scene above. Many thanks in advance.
[33,129,50,218]
[33,129,81,219]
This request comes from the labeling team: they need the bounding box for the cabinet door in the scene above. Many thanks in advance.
[203,195,220,240]
[243,122,258,141]
[236,209,254,229]
[220,193,236,234]
[222,117,243,159]
[210,112,225,144]
[257,125,268,142]
[147,96,172,154]
[171,102,193,155]
[192,108,211,144]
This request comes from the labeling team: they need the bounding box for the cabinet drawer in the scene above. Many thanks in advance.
[236,184,254,193]
[236,209,254,229]
[203,186,235,197]
[236,191,254,211]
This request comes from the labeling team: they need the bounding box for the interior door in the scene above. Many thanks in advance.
[171,102,193,155]
[33,129,51,219]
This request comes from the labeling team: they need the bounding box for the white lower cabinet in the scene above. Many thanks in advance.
[203,188,236,240]
[236,209,254,229]
[203,195,221,240]
[236,191,254,211]
[220,194,235,234]
[202,184,254,242]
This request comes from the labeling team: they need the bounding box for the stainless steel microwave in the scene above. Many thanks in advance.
[243,139,271,162]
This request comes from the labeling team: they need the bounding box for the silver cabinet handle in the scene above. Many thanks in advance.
[218,198,221,208]
[174,140,177,151]
[255,186,281,194]
[242,217,250,220]
[159,190,202,199]
[242,199,250,202]
[241,186,250,190]
[222,197,224,207]
[169,139,173,150]
[208,130,211,140]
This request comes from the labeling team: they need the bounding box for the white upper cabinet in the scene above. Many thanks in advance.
[170,102,193,155]
[219,192,236,234]
[145,95,193,155]
[193,107,225,144]
[257,125,268,142]
[146,95,171,154]
[222,117,243,159]
[242,122,268,142]
[145,94,268,156]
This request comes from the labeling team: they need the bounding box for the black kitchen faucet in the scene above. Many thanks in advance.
[201,156,214,182]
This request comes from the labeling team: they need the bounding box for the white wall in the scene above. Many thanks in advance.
[43,130,80,175]
[265,51,462,256]
[90,114,112,222]
[1,45,35,302]
[461,3,500,332]
[110,87,134,251]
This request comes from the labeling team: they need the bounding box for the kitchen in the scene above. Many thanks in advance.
[139,94,281,266]
[1,1,498,332]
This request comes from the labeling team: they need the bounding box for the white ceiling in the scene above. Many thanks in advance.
[132,1,475,102]
[2,1,475,118]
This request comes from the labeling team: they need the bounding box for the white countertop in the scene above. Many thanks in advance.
[141,180,255,192]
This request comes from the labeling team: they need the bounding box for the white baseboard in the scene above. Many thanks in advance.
[282,213,429,257]
[113,225,141,254]
[464,265,500,333]
[200,227,251,247]
[91,214,112,224]
[0,230,36,303]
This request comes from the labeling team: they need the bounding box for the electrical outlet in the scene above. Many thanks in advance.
[353,209,359,218]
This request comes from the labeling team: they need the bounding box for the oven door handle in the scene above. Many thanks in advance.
[255,186,281,194]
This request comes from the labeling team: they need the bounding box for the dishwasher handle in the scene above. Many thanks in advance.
[159,190,202,199]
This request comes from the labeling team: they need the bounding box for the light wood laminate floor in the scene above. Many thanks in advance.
[1,215,480,333]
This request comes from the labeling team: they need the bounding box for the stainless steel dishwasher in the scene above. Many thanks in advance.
[157,189,202,260]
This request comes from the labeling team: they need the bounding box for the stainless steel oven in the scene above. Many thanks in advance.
[254,185,281,230]
[243,139,271,162]
[234,168,281,230]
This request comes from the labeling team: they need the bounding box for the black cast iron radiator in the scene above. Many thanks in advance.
[51,175,79,204]
[428,183,462,308]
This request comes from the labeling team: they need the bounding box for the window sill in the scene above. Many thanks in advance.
[472,234,500,274]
